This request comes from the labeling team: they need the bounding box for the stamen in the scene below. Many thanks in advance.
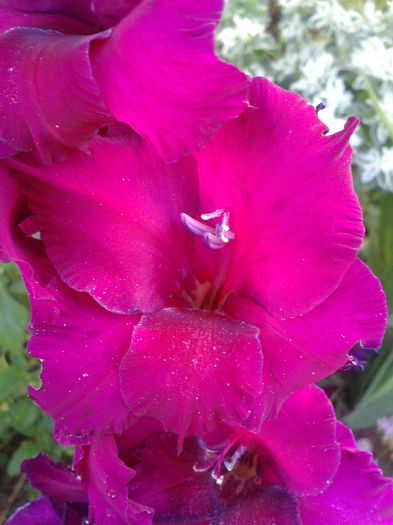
[201,208,225,220]
[181,208,235,250]
[223,444,248,472]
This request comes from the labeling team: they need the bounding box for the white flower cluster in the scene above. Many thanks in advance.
[218,0,393,191]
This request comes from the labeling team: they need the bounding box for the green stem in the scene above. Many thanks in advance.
[362,74,393,143]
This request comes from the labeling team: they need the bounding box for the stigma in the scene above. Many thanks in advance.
[181,208,235,250]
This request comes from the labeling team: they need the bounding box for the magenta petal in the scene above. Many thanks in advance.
[5,498,62,525]
[300,423,393,524]
[212,487,301,525]
[12,135,197,314]
[225,259,387,417]
[196,77,364,318]
[91,0,248,161]
[28,278,137,445]
[119,307,263,442]
[76,436,153,525]
[0,166,54,298]
[0,26,110,161]
[6,0,138,27]
[128,433,212,522]
[257,386,340,496]
[21,454,86,503]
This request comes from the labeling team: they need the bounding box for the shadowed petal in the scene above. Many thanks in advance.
[195,77,364,318]
[119,307,263,443]
[22,454,86,503]
[211,487,301,525]
[91,0,248,161]
[5,498,62,525]
[75,436,153,525]
[127,433,212,522]
[225,259,387,418]
[0,23,110,162]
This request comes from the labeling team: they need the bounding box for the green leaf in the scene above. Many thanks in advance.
[12,397,40,437]
[366,193,393,311]
[0,357,26,402]
[7,440,42,477]
[344,328,393,429]
[0,283,28,352]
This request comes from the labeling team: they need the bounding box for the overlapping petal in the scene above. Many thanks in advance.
[114,387,339,523]
[5,498,63,525]
[91,0,249,162]
[255,386,339,496]
[0,165,54,295]
[195,77,364,318]
[0,17,110,161]
[5,453,87,525]
[21,454,86,504]
[0,0,248,161]
[10,134,198,314]
[225,258,387,417]
[300,424,393,524]
[28,277,138,445]
[75,434,153,525]
[119,307,263,442]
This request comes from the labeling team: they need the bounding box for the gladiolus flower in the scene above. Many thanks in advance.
[0,0,248,162]
[1,77,386,445]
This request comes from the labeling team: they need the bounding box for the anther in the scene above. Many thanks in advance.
[181,208,235,250]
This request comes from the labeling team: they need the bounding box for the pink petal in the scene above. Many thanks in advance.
[225,259,387,418]
[7,0,138,27]
[0,24,110,161]
[91,0,248,161]
[21,454,86,503]
[256,386,340,496]
[75,436,153,525]
[129,430,301,525]
[5,498,62,525]
[0,166,54,295]
[119,307,263,443]
[195,77,364,318]
[0,4,95,33]
[211,487,301,525]
[11,134,198,314]
[300,423,393,524]
[28,277,138,445]
[127,433,213,522]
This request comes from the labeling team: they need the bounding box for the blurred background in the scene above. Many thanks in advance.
[1,0,392,519]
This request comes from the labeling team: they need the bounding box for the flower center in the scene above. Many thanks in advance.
[217,444,262,499]
[181,208,235,250]
[181,209,235,310]
[195,439,262,500]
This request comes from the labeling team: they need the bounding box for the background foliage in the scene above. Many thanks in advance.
[0,0,392,517]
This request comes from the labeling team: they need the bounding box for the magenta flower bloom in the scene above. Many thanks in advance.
[0,0,248,162]
[2,77,386,444]
[9,387,393,524]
